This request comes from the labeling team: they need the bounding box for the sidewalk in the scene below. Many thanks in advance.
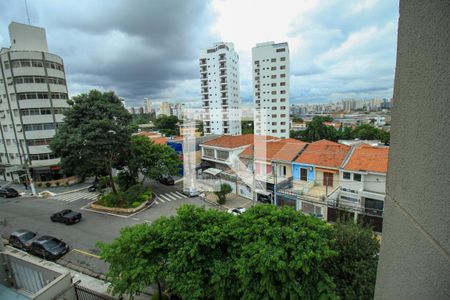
[203,192,254,210]
[0,179,94,196]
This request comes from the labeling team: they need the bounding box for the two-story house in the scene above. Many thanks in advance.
[239,138,307,202]
[338,144,388,216]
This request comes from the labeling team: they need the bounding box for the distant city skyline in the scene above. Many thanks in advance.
[0,0,399,107]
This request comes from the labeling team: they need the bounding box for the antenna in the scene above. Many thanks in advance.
[24,0,31,24]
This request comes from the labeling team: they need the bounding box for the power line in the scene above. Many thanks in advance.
[24,0,31,25]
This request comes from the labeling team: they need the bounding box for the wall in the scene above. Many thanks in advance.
[363,173,386,194]
[374,1,450,299]
[292,163,314,181]
[315,170,339,188]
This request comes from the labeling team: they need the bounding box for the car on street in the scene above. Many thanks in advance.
[158,175,175,185]
[0,187,20,198]
[30,235,69,260]
[50,209,82,225]
[8,229,38,252]
[182,187,201,197]
[88,183,97,192]
[227,207,247,215]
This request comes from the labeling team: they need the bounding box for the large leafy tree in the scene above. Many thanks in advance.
[327,220,380,300]
[127,135,180,182]
[50,90,132,193]
[154,115,179,136]
[303,116,338,142]
[100,205,341,300]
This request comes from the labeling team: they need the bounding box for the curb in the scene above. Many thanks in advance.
[57,259,106,281]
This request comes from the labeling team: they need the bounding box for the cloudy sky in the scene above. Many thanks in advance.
[0,0,399,108]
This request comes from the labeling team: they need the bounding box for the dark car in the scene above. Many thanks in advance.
[8,229,38,251]
[50,209,82,225]
[30,235,69,260]
[88,183,97,192]
[158,175,175,185]
[0,187,20,198]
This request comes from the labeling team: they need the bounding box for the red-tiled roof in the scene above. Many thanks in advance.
[343,144,389,173]
[202,134,277,149]
[295,139,351,168]
[241,139,307,162]
[152,137,168,145]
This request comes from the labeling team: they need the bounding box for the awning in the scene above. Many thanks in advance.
[203,168,222,176]
[316,167,339,174]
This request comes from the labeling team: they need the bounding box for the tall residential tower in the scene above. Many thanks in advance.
[252,42,290,138]
[200,42,241,135]
[0,22,70,182]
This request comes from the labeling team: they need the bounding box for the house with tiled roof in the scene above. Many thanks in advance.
[337,144,389,217]
[199,134,277,170]
[239,138,308,201]
[274,140,352,215]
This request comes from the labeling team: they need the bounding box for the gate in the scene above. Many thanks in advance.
[74,283,119,300]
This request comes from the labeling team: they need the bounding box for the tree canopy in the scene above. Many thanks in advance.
[154,115,179,136]
[50,90,132,190]
[99,205,379,300]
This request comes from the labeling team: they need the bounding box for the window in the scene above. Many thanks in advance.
[271,99,277,102]
[280,90,286,94]
[365,198,384,216]
[271,58,276,62]
[280,57,286,61]
[340,195,358,202]
[280,82,286,86]
[204,148,215,157]
[354,174,362,181]
[276,48,286,52]
[271,83,277,87]
[280,74,286,78]
[343,172,351,180]
[281,129,286,133]
[271,66,276,70]
[280,65,286,70]
[217,150,229,160]
[280,98,286,102]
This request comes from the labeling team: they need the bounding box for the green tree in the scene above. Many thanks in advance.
[241,120,254,134]
[292,116,304,123]
[351,124,380,140]
[154,115,179,136]
[290,130,304,140]
[327,220,380,300]
[50,90,132,193]
[303,116,338,142]
[127,135,180,182]
[214,183,232,205]
[196,120,204,136]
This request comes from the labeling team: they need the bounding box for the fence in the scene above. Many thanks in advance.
[74,283,118,300]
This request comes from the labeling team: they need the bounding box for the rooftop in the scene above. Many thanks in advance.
[201,134,277,149]
[295,139,351,169]
[343,144,389,173]
[240,138,307,162]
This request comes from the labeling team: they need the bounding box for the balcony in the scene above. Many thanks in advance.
[221,93,227,99]
[219,54,226,61]
[202,88,208,94]
[201,80,208,86]
[201,74,207,79]
[219,64,226,69]
[200,67,207,73]
[220,71,226,77]
[199,59,206,65]
[202,95,209,100]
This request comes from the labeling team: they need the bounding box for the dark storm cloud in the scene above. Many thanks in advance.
[0,0,215,106]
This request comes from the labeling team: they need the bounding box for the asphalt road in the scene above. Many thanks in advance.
[0,180,216,277]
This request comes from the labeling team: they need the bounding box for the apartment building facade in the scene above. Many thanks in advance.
[200,42,241,136]
[252,42,290,138]
[0,22,69,182]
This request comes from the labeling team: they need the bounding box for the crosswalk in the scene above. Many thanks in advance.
[155,191,186,204]
[51,191,99,203]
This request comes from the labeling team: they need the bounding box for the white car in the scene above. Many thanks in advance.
[182,187,201,197]
[227,207,247,215]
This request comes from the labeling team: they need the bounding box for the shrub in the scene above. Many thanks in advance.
[131,201,141,208]
[151,293,169,300]
[45,182,51,187]
[37,183,42,188]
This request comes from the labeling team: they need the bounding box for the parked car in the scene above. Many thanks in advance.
[50,209,82,225]
[30,235,69,260]
[227,207,247,215]
[158,175,175,185]
[182,187,201,197]
[0,187,20,198]
[8,229,38,252]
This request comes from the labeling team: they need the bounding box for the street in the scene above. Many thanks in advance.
[0,181,217,277]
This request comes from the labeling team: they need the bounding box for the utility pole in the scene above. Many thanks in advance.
[19,140,36,196]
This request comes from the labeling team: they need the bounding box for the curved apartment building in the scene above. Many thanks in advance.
[0,22,69,182]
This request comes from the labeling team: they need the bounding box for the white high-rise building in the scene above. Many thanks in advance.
[252,42,290,138]
[200,42,241,135]
[0,22,70,182]
[159,102,171,116]
[143,98,152,113]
